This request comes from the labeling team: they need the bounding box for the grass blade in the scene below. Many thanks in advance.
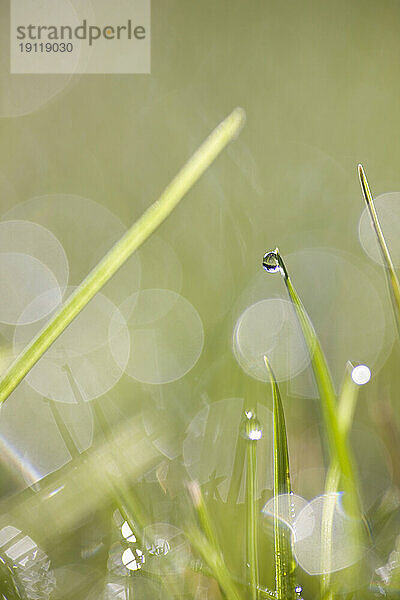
[264,356,296,600]
[242,409,261,600]
[322,363,361,599]
[187,481,243,600]
[358,164,400,334]
[0,108,245,405]
[263,248,360,518]
[325,362,360,495]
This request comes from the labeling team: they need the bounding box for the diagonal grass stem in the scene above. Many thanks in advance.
[0,108,245,405]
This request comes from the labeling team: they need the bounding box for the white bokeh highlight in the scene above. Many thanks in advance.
[293,493,363,575]
[14,289,130,403]
[0,220,69,325]
[233,298,310,382]
[351,364,371,385]
[111,289,204,385]
[262,493,308,531]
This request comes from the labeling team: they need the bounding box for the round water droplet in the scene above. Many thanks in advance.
[241,409,263,441]
[351,364,371,385]
[263,251,281,274]
[183,398,273,503]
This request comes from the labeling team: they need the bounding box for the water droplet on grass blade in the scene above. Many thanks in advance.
[262,250,281,274]
[351,364,371,385]
[183,398,273,503]
[241,408,263,440]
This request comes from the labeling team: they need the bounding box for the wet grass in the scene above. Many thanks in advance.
[0,130,399,599]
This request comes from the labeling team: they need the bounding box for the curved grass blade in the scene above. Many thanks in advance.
[264,356,297,600]
[358,164,400,335]
[0,107,245,405]
[266,249,360,518]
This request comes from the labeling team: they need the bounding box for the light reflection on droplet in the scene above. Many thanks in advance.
[121,522,136,543]
[262,250,281,274]
[233,298,310,382]
[351,364,371,385]
[14,289,130,403]
[183,398,273,503]
[122,548,142,571]
[293,493,363,575]
[110,289,204,385]
[262,493,308,531]
[359,192,400,267]
[241,409,263,440]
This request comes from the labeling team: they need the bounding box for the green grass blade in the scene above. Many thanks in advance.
[242,409,260,600]
[187,481,243,600]
[322,363,361,599]
[268,249,360,517]
[325,362,360,495]
[0,108,245,405]
[358,164,400,334]
[264,356,296,600]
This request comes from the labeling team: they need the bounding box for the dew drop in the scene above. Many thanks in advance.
[351,364,371,385]
[241,409,263,441]
[262,251,280,274]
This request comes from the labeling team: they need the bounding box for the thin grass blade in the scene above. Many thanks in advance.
[264,356,296,600]
[187,481,243,600]
[322,363,361,599]
[266,249,360,518]
[242,409,260,600]
[0,108,245,405]
[358,164,400,334]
